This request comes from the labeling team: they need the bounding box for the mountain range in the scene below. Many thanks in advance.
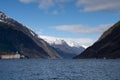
[0,11,120,59]
[75,21,120,59]
[40,36,85,58]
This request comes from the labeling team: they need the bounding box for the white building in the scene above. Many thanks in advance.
[0,54,20,59]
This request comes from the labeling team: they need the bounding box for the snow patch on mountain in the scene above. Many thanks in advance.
[39,35,87,48]
[0,11,9,22]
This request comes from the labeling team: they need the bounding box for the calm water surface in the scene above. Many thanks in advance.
[0,59,120,80]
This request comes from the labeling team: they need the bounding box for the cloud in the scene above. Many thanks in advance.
[76,0,120,12]
[20,0,72,9]
[38,0,54,9]
[38,0,72,9]
[54,24,112,34]
[39,35,95,47]
[19,0,37,3]
[20,0,120,12]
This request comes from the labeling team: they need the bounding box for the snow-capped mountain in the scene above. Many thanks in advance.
[40,35,87,48]
[0,11,62,59]
[0,11,39,38]
[39,36,85,58]
[0,11,20,25]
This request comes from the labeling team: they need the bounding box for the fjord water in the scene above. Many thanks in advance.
[0,59,120,80]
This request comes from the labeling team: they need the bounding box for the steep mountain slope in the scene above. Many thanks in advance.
[0,11,61,59]
[40,36,85,58]
[75,21,120,59]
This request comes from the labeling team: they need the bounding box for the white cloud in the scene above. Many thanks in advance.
[20,0,120,12]
[54,24,112,34]
[76,0,120,12]
[39,0,72,9]
[39,35,96,47]
[38,0,54,9]
[20,0,72,9]
[19,0,37,3]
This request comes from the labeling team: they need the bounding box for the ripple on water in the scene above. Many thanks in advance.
[0,59,120,80]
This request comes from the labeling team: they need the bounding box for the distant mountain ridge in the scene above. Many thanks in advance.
[0,11,61,59]
[75,21,120,59]
[40,36,85,58]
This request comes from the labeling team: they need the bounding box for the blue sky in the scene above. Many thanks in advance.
[0,0,120,46]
